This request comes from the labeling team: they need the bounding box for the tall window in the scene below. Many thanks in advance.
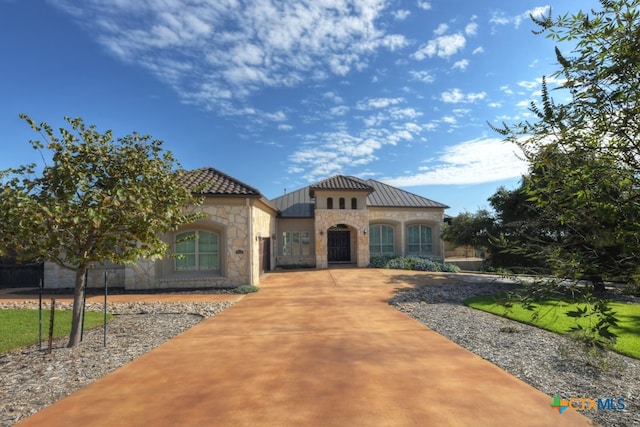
[175,231,219,271]
[407,225,432,254]
[369,224,394,255]
[327,197,333,209]
[282,231,311,256]
[339,197,345,209]
[351,197,357,209]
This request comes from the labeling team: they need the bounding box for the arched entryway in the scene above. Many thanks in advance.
[327,224,351,263]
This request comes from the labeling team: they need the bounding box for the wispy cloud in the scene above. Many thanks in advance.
[51,0,406,112]
[413,33,466,60]
[287,96,427,182]
[417,1,432,11]
[441,88,486,103]
[452,59,469,71]
[393,9,411,21]
[410,70,436,83]
[356,97,404,110]
[490,6,551,30]
[382,138,527,186]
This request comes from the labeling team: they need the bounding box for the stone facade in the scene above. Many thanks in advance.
[38,171,448,291]
[314,208,370,268]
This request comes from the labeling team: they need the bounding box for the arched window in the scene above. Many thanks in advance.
[351,197,357,209]
[339,197,345,209]
[369,224,394,255]
[175,231,220,271]
[327,197,333,209]
[407,225,432,254]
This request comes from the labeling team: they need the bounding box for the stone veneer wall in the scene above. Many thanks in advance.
[41,198,277,290]
[250,200,277,285]
[314,209,370,268]
[128,199,253,290]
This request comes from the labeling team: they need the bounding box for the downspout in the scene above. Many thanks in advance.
[247,198,254,286]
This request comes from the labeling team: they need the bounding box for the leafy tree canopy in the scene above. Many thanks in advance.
[0,114,202,346]
[491,0,640,288]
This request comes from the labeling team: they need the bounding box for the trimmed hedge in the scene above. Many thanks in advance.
[368,256,460,273]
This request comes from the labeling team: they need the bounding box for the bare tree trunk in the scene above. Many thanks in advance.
[67,268,87,347]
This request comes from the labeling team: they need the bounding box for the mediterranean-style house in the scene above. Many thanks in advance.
[41,167,449,290]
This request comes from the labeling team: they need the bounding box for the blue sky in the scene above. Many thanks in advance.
[0,0,597,215]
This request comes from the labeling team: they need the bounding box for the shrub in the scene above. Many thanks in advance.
[232,285,259,294]
[368,256,460,273]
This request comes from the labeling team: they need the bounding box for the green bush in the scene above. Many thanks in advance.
[232,285,259,294]
[368,256,460,273]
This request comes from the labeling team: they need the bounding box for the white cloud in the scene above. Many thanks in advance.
[278,124,293,131]
[434,23,449,36]
[472,46,484,55]
[287,99,426,181]
[491,6,551,29]
[452,59,469,71]
[53,0,405,110]
[441,88,486,103]
[330,106,350,116]
[465,21,478,36]
[382,138,528,186]
[413,33,466,60]
[417,1,432,11]
[393,9,411,21]
[356,97,404,110]
[323,91,344,104]
[409,70,435,83]
[264,110,287,121]
[501,85,514,95]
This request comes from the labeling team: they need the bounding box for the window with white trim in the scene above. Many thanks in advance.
[407,225,433,254]
[175,231,220,271]
[369,224,394,255]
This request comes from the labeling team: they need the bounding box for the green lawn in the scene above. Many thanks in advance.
[0,309,112,353]
[465,295,640,359]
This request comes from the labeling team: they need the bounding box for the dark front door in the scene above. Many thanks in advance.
[259,238,270,274]
[328,231,351,262]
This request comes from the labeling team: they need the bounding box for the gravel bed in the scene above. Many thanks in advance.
[1,278,638,427]
[0,300,234,427]
[390,278,639,427]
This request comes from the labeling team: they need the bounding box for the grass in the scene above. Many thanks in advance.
[0,309,112,353]
[465,295,640,359]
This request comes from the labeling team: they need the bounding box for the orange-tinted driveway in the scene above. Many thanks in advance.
[16,268,593,426]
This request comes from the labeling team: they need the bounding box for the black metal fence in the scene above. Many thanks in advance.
[0,258,43,288]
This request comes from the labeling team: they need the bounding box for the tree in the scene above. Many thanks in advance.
[442,187,550,274]
[442,209,495,251]
[492,0,640,290]
[0,115,202,347]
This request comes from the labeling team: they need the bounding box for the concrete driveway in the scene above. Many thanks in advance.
[15,268,592,426]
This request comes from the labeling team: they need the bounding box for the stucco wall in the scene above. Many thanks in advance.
[275,218,316,267]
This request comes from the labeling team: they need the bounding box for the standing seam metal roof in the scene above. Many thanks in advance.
[270,175,448,217]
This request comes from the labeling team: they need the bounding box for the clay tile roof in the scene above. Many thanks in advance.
[181,167,262,196]
[309,175,374,197]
